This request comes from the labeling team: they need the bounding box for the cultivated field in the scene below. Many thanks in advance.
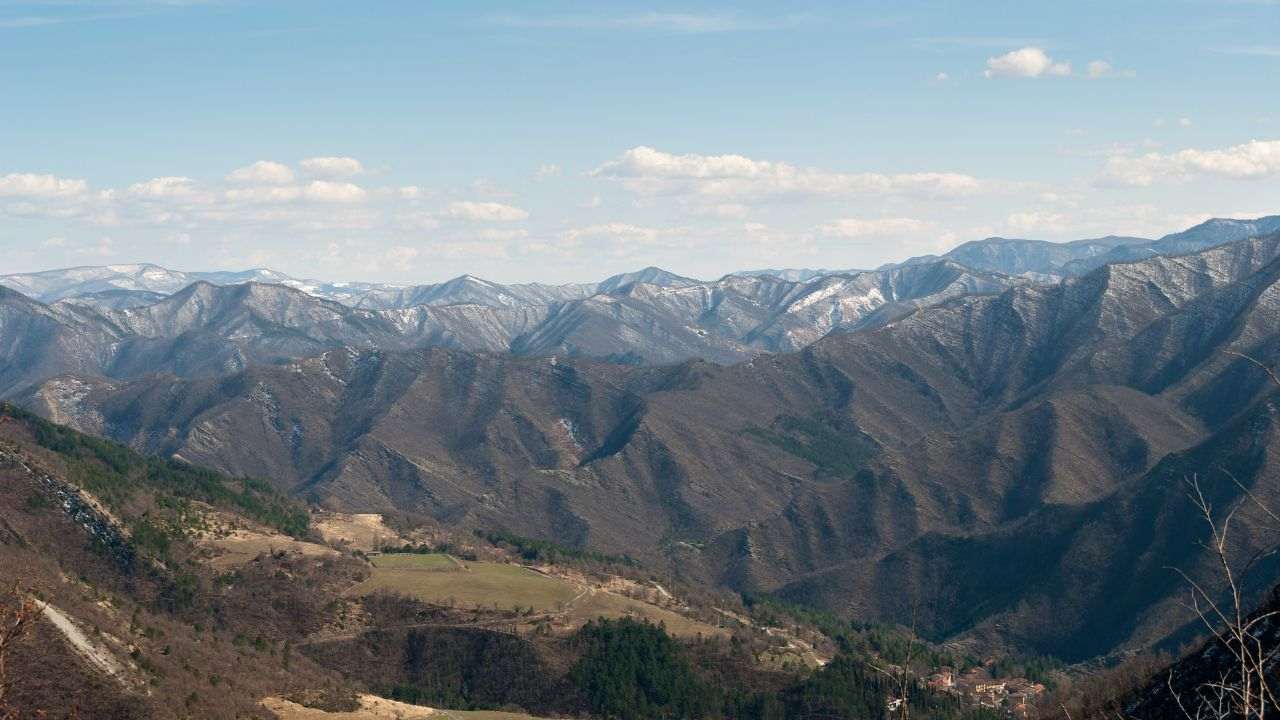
[347,553,579,612]
[566,589,724,638]
[345,553,726,639]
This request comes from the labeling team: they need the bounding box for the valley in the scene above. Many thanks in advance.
[8,224,1279,661]
[0,405,1033,718]
[4,217,1280,718]
[9,3,1280,714]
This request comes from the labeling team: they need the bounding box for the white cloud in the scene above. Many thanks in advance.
[984,47,1072,78]
[398,186,422,199]
[430,241,512,261]
[732,221,811,250]
[445,200,529,222]
[127,176,198,198]
[469,178,511,197]
[303,180,367,203]
[383,245,419,269]
[300,156,365,178]
[694,203,751,219]
[1178,117,1193,128]
[75,236,115,257]
[473,228,530,242]
[557,223,677,254]
[1086,59,1134,79]
[596,146,771,179]
[935,72,949,82]
[226,160,295,185]
[220,180,366,206]
[1099,139,1280,186]
[224,186,303,204]
[535,163,562,178]
[816,217,932,238]
[1005,211,1069,234]
[0,172,87,197]
[289,209,379,232]
[542,222,696,258]
[397,211,441,230]
[592,146,982,201]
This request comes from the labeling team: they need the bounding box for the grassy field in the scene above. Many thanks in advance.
[347,553,726,639]
[435,707,550,712]
[371,552,458,570]
[348,553,579,612]
[567,590,725,639]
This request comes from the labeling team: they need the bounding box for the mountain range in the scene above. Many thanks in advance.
[889,215,1280,280]
[9,216,1276,312]
[0,258,1022,390]
[4,215,1280,667]
[0,216,1273,384]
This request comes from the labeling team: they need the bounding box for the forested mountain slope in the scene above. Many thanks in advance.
[17,233,1280,661]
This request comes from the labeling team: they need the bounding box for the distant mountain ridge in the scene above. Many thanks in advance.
[1,215,1274,396]
[6,216,1274,312]
[0,259,1024,394]
[0,263,682,310]
[882,215,1280,280]
[892,234,1150,279]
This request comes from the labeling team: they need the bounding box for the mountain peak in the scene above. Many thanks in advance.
[597,266,699,293]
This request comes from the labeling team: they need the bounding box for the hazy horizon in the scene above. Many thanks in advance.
[3,0,1278,284]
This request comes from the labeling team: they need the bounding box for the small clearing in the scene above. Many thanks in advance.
[190,508,338,569]
[313,512,401,552]
[199,526,337,569]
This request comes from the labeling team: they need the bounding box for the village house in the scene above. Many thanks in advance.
[927,668,955,691]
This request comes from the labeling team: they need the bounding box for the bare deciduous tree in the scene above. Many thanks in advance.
[870,600,919,720]
[1170,474,1280,718]
[1166,352,1280,719]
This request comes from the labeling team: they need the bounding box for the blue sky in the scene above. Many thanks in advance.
[2,1,1278,283]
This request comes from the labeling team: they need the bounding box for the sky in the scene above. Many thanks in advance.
[1,0,1278,284]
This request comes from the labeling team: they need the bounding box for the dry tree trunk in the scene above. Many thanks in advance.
[1168,352,1280,719]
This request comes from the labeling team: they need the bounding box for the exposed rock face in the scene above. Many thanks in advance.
[0,441,136,572]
